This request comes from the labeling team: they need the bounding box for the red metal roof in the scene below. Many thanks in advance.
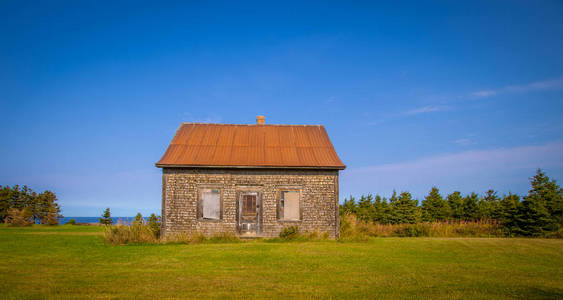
[156,123,346,169]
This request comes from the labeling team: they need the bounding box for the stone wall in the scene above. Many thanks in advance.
[161,168,340,238]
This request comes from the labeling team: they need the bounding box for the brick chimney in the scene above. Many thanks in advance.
[256,115,265,125]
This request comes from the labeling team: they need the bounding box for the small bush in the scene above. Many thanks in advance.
[4,208,33,227]
[66,219,76,225]
[279,225,299,239]
[104,223,159,245]
[339,214,370,241]
[147,213,161,238]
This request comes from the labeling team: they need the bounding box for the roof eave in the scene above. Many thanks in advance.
[155,163,346,170]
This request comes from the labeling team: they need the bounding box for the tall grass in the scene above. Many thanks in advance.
[340,214,503,240]
[104,214,503,245]
[104,224,241,245]
[165,231,241,244]
[103,223,159,245]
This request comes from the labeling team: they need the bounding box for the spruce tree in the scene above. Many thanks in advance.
[380,197,392,224]
[481,190,501,221]
[0,186,11,223]
[447,191,464,219]
[148,213,161,238]
[499,193,520,236]
[41,205,60,225]
[527,169,562,229]
[341,196,357,215]
[514,194,552,237]
[133,212,144,225]
[391,192,418,224]
[514,169,562,235]
[462,193,480,221]
[372,195,384,223]
[421,187,451,221]
[100,208,113,225]
[357,195,373,222]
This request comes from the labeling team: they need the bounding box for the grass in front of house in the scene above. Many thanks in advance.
[0,225,562,299]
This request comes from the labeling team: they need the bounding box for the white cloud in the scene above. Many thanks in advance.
[472,77,563,98]
[472,90,497,97]
[340,142,563,199]
[403,105,449,115]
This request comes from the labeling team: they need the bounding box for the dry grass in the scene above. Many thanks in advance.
[340,214,503,240]
[103,224,159,245]
[164,231,241,244]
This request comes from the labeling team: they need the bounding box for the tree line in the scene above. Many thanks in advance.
[340,169,562,237]
[0,185,62,226]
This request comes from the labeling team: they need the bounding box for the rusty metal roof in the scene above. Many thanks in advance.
[156,123,346,169]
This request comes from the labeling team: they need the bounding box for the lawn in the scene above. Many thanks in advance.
[1,225,562,299]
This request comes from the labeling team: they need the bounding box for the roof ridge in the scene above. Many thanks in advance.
[181,122,324,127]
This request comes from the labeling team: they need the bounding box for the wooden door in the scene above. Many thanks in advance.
[238,192,260,236]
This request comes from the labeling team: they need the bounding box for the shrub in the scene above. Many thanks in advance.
[4,208,33,227]
[339,214,370,241]
[279,225,299,239]
[103,223,158,245]
[147,213,161,238]
[66,219,76,225]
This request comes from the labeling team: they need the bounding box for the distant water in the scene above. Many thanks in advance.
[60,217,148,225]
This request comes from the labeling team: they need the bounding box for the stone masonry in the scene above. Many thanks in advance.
[161,168,340,238]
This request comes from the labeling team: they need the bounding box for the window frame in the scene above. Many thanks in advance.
[277,188,302,222]
[197,185,223,221]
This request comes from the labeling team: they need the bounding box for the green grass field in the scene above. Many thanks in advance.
[1,225,562,299]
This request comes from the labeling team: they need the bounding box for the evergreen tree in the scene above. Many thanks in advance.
[462,193,480,221]
[391,192,418,224]
[514,169,562,235]
[356,195,373,222]
[372,195,385,223]
[499,193,520,236]
[41,205,60,225]
[421,187,451,221]
[447,191,464,219]
[527,169,562,229]
[514,194,552,237]
[0,186,11,222]
[481,190,502,220]
[10,185,23,210]
[148,213,161,238]
[341,196,357,215]
[133,212,144,225]
[99,208,113,225]
[37,191,61,224]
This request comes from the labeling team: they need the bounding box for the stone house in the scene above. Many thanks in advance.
[155,116,345,238]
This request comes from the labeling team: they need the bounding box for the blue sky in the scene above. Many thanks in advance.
[1,1,562,216]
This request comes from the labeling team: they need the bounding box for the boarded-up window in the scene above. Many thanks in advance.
[202,189,220,220]
[281,191,299,220]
